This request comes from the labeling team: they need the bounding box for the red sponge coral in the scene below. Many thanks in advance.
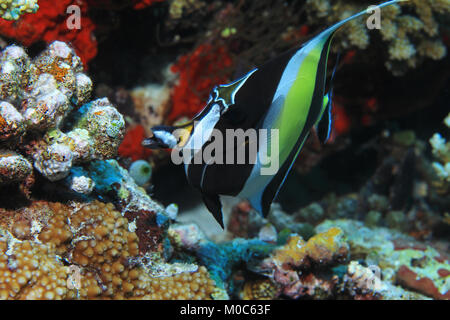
[118,125,152,161]
[169,43,233,122]
[0,0,97,67]
[132,0,165,10]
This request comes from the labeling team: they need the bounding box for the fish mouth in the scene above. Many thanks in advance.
[141,137,169,149]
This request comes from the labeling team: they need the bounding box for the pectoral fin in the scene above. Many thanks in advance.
[317,93,332,144]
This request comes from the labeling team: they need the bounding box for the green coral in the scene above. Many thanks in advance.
[0,0,38,20]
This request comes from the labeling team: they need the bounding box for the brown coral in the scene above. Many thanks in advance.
[0,200,218,300]
[241,279,279,300]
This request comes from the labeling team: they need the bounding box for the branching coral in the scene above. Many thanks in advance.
[306,0,449,75]
[0,200,218,299]
[0,0,38,21]
[429,112,450,192]
[0,41,124,189]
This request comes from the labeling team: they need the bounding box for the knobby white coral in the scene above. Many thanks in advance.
[430,113,450,183]
[0,41,124,185]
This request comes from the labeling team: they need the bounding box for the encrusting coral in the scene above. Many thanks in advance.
[317,219,450,299]
[0,200,218,299]
[258,227,349,299]
[0,41,124,188]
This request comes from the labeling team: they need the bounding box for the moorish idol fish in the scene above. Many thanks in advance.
[143,0,405,228]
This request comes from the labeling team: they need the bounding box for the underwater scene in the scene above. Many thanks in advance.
[0,0,448,302]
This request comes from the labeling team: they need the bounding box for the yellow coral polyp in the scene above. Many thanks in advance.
[271,227,347,267]
[0,200,218,299]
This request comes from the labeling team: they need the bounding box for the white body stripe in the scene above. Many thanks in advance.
[153,130,178,148]
[183,103,222,175]
[237,39,320,208]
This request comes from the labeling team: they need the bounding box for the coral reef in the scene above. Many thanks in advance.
[240,279,279,300]
[343,260,427,299]
[429,112,450,192]
[0,41,124,188]
[0,0,447,302]
[69,159,171,254]
[227,201,315,241]
[305,0,449,75]
[317,219,450,299]
[169,222,275,297]
[258,227,348,299]
[0,200,218,299]
[0,0,38,21]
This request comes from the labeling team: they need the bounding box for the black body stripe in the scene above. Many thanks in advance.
[187,46,301,195]
[260,36,334,217]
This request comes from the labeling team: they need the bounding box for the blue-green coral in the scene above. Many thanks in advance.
[0,0,38,20]
[194,239,275,292]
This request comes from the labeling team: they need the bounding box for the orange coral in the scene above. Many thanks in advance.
[0,200,218,299]
[260,227,348,299]
[0,239,70,299]
[269,227,348,269]
[137,266,216,300]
